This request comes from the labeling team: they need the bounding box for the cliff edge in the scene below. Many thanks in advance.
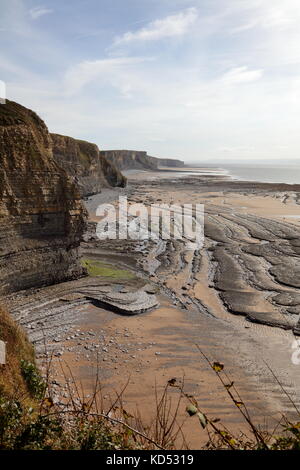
[99,150,157,171]
[100,150,185,171]
[51,134,126,197]
[0,100,87,295]
[150,157,184,168]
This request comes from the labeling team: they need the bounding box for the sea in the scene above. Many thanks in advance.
[192,162,300,185]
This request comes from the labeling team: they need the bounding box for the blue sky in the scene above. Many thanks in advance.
[1,0,300,162]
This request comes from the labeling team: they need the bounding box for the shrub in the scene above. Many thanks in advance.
[20,360,46,399]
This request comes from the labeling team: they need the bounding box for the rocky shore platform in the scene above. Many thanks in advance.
[5,168,300,448]
[120,170,300,332]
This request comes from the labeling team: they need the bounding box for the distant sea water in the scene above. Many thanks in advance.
[195,163,300,185]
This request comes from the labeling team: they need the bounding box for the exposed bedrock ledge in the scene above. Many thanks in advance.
[51,134,126,197]
[0,100,87,295]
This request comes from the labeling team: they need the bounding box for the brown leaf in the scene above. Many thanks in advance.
[43,397,53,409]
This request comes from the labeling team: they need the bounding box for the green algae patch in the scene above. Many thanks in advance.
[81,258,136,280]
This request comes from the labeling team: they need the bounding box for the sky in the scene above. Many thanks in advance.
[1,0,300,162]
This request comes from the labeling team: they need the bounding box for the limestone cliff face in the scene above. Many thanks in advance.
[100,150,158,171]
[151,157,184,168]
[0,100,86,295]
[100,150,184,171]
[51,134,126,197]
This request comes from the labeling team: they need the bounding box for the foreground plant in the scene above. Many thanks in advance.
[0,356,185,450]
[1,348,300,450]
[178,346,300,450]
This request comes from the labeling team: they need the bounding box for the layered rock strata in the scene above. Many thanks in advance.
[100,150,185,171]
[51,134,126,197]
[78,285,159,314]
[0,100,86,295]
[100,150,157,171]
[149,156,185,168]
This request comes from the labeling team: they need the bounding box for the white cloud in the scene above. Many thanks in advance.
[221,66,263,84]
[230,2,300,34]
[4,0,300,161]
[63,57,152,96]
[29,6,53,20]
[113,7,198,45]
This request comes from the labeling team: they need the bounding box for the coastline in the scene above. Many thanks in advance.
[5,167,300,448]
[184,163,300,185]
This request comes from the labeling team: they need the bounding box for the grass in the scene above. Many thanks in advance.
[0,306,35,400]
[81,258,136,280]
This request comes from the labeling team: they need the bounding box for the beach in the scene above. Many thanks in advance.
[5,167,300,448]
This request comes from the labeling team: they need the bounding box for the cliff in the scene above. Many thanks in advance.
[99,150,158,171]
[0,100,87,295]
[51,134,126,197]
[100,150,184,171]
[151,157,184,168]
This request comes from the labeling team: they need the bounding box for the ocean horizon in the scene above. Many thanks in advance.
[190,162,300,185]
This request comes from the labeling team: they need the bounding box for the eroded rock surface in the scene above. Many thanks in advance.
[100,150,157,171]
[149,156,185,168]
[51,134,126,197]
[78,285,159,314]
[100,150,185,172]
[84,175,300,333]
[4,276,158,356]
[0,100,87,295]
